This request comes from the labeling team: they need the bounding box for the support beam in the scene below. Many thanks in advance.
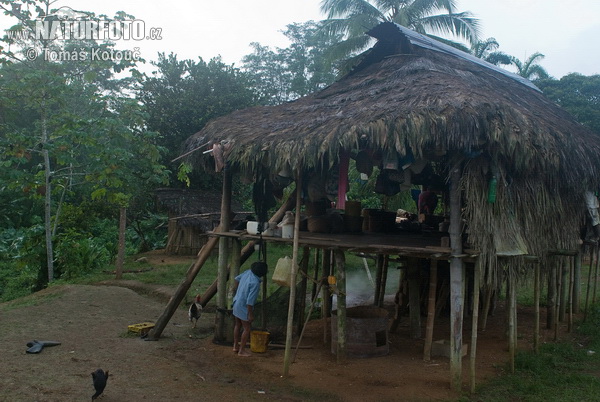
[424,259,438,361]
[449,162,464,392]
[470,262,481,393]
[573,249,582,314]
[508,274,516,374]
[533,260,540,353]
[408,258,421,339]
[334,249,347,363]
[215,167,232,342]
[149,189,297,340]
[146,229,220,340]
[283,171,303,376]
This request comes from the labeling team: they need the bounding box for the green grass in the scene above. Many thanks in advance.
[468,304,600,401]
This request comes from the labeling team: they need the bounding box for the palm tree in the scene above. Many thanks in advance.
[511,52,550,80]
[471,37,512,66]
[320,0,481,61]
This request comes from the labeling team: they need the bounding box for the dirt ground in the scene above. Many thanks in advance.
[0,252,575,402]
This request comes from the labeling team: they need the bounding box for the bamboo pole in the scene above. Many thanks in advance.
[378,255,389,306]
[573,249,582,314]
[312,249,320,301]
[480,283,493,331]
[283,170,303,376]
[374,254,384,307]
[146,228,220,340]
[449,162,464,391]
[215,168,232,342]
[584,246,594,321]
[408,258,422,339]
[297,247,310,335]
[559,259,568,322]
[198,192,296,306]
[293,280,324,363]
[533,260,540,353]
[554,258,562,341]
[508,274,516,374]
[470,262,481,394]
[547,258,557,330]
[424,259,438,361]
[334,249,347,363]
[228,239,242,309]
[592,244,600,304]
[322,250,332,345]
[568,256,574,333]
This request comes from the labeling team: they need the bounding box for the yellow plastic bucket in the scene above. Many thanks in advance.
[250,330,270,353]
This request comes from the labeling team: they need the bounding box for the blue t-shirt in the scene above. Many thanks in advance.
[232,269,262,321]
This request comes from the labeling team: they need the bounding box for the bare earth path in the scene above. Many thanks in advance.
[0,271,567,402]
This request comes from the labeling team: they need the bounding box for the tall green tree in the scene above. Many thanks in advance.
[471,37,512,66]
[511,52,550,80]
[138,53,257,180]
[242,21,342,105]
[536,73,600,135]
[319,0,480,62]
[0,0,166,282]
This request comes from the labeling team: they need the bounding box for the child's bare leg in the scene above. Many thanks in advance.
[238,320,252,357]
[233,317,241,352]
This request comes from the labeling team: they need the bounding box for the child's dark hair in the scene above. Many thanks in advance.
[251,261,268,277]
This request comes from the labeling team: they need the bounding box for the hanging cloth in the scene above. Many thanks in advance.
[337,150,350,209]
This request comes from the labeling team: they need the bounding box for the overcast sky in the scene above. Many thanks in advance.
[3,0,599,79]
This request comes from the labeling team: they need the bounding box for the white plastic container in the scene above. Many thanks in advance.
[282,224,294,239]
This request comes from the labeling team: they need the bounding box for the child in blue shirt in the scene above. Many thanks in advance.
[232,261,268,356]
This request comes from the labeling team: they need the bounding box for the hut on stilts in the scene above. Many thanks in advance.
[148,22,600,391]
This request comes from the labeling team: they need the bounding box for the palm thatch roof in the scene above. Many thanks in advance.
[183,22,600,283]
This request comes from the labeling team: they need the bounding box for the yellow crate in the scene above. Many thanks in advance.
[128,322,155,335]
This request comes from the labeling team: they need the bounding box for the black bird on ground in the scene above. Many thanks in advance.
[91,368,108,400]
[189,294,203,328]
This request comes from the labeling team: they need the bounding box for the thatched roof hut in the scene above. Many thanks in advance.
[185,22,600,279]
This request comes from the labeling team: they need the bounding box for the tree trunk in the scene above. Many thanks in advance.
[41,107,54,282]
[115,206,126,279]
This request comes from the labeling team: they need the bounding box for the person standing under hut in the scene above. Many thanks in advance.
[232,261,268,356]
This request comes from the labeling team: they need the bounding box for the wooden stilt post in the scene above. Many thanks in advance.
[554,258,562,341]
[547,258,557,330]
[574,248,582,314]
[215,167,232,342]
[228,239,242,309]
[199,192,297,306]
[424,259,438,361]
[585,246,594,321]
[449,162,464,391]
[374,254,384,307]
[568,256,574,333]
[147,228,220,340]
[408,258,422,339]
[508,273,516,374]
[481,283,493,331]
[390,267,405,333]
[593,245,600,304]
[378,255,389,306]
[283,170,303,376]
[334,249,347,363]
[297,247,310,335]
[322,249,332,345]
[533,259,540,353]
[559,259,568,322]
[312,249,320,301]
[470,262,481,393]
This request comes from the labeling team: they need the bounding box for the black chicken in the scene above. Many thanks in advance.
[188,294,203,328]
[91,368,108,400]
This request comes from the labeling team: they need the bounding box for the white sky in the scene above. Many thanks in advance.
[2,0,599,78]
